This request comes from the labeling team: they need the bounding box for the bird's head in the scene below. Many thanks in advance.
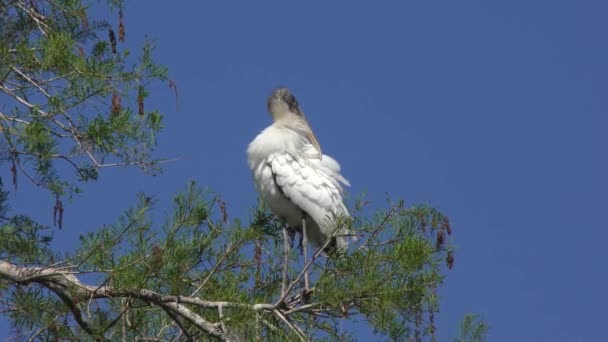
[266,87,322,157]
[267,87,303,121]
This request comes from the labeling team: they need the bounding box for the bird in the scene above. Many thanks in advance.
[247,87,351,292]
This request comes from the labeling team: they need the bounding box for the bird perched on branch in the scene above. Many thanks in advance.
[247,87,351,291]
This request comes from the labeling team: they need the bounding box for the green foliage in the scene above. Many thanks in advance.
[0,0,168,198]
[314,201,452,340]
[0,215,54,264]
[40,31,75,71]
[455,314,489,342]
[1,179,457,340]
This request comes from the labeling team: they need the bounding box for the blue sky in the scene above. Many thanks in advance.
[3,0,608,340]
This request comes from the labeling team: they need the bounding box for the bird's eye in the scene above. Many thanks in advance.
[289,101,301,115]
[286,94,296,105]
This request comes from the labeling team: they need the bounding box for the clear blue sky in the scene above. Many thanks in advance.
[3,0,607,340]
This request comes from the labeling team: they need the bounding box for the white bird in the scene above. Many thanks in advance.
[247,87,351,291]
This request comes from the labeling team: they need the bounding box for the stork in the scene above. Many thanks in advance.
[247,87,351,294]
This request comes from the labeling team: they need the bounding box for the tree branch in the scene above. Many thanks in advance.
[0,259,334,340]
[0,260,230,340]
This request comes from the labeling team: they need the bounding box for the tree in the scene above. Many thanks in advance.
[456,314,489,342]
[0,1,475,341]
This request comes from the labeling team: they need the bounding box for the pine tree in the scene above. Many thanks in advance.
[0,1,482,341]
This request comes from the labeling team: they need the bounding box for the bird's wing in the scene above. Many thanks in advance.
[302,145,350,188]
[268,151,349,229]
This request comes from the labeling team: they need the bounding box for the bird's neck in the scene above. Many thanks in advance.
[249,124,307,156]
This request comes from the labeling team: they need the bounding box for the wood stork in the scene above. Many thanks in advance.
[247,87,351,292]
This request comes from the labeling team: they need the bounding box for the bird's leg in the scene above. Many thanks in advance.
[281,224,290,298]
[302,217,310,293]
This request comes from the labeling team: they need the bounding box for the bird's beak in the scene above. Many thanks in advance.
[294,109,323,159]
[305,123,322,159]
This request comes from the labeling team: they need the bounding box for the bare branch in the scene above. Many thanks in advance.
[11,0,52,37]
[0,260,230,340]
[11,67,52,99]
[273,310,306,342]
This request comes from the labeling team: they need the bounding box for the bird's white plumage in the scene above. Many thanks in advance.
[247,121,351,250]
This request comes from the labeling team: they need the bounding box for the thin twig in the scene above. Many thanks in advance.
[273,309,306,342]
